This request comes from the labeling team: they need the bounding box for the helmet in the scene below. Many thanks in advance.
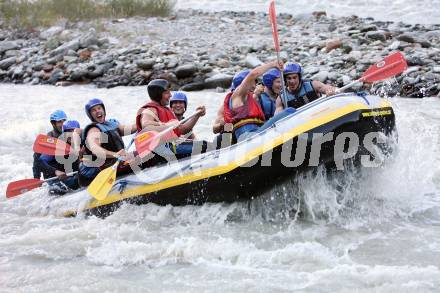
[62,120,80,132]
[262,68,282,89]
[85,98,105,122]
[231,69,251,91]
[283,62,302,76]
[49,110,67,122]
[170,92,188,110]
[147,79,170,102]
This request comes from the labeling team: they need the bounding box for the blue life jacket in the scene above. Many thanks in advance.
[259,92,276,120]
[284,80,320,109]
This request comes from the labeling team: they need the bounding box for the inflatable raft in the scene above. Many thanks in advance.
[58,93,396,217]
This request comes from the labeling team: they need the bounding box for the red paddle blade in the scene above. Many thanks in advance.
[269,1,280,52]
[33,134,71,156]
[361,51,408,83]
[135,131,161,158]
[6,178,43,198]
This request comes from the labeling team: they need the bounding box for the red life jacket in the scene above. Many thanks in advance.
[224,92,265,130]
[136,102,181,136]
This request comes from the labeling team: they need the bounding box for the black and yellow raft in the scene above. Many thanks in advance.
[58,93,396,217]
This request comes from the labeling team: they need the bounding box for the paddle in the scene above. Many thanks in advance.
[338,51,408,92]
[87,138,135,201]
[6,172,78,198]
[33,134,71,156]
[135,111,201,159]
[269,0,288,108]
[88,110,202,201]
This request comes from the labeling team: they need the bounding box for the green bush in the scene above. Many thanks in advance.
[108,0,174,17]
[0,0,175,28]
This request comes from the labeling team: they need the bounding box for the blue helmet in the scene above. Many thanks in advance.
[50,110,67,122]
[85,98,105,122]
[170,92,188,110]
[283,62,302,76]
[62,120,80,132]
[231,69,251,91]
[262,68,282,89]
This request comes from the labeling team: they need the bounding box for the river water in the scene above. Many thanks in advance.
[176,0,440,25]
[0,84,439,292]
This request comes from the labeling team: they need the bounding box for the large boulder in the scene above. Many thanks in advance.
[0,41,19,54]
[325,39,342,52]
[244,54,263,68]
[175,64,198,78]
[204,73,233,89]
[0,57,16,70]
[397,33,416,43]
[48,68,65,84]
[50,38,80,57]
[136,59,155,70]
[311,71,329,82]
[365,31,387,42]
[40,26,64,40]
[360,25,378,33]
[79,30,100,48]
[180,82,205,91]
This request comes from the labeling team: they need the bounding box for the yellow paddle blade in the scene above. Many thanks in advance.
[87,163,118,201]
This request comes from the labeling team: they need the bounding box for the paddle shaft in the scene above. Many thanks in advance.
[114,136,135,166]
[338,72,380,92]
[44,171,78,183]
[276,51,288,109]
[144,110,201,142]
[269,1,288,108]
[337,79,363,93]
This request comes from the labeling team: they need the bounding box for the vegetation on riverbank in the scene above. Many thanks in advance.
[0,0,175,28]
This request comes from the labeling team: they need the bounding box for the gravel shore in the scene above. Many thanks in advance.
[1,9,439,97]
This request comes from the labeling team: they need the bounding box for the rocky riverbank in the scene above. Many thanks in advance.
[0,9,439,97]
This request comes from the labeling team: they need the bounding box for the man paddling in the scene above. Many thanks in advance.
[170,91,196,139]
[136,79,206,158]
[32,110,67,179]
[79,98,137,186]
[222,60,300,141]
[254,68,283,120]
[275,62,338,113]
[38,120,81,194]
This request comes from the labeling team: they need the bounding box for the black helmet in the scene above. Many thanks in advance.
[147,79,170,102]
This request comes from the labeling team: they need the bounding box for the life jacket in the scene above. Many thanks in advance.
[47,129,62,139]
[136,102,181,136]
[32,128,63,179]
[259,92,276,120]
[284,80,320,109]
[81,120,125,168]
[223,92,265,133]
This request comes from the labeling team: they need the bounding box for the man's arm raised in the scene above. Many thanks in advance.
[232,60,283,109]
